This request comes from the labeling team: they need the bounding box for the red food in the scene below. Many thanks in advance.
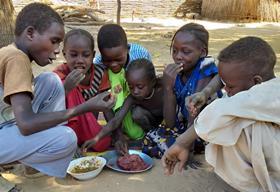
[117,154,149,171]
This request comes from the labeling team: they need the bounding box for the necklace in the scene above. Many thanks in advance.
[144,88,155,100]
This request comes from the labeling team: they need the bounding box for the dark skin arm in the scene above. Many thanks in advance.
[103,109,114,122]
[162,124,198,175]
[163,63,183,128]
[113,126,128,155]
[82,95,134,151]
[10,91,115,136]
[187,74,223,117]
[186,76,214,126]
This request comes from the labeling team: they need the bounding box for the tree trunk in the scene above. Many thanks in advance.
[0,0,15,48]
[117,0,121,25]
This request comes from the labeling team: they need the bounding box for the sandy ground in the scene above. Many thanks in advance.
[2,156,238,192]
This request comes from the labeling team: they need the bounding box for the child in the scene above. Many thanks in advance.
[93,24,152,151]
[82,58,163,155]
[162,37,280,192]
[53,29,111,152]
[162,23,221,156]
[0,2,114,183]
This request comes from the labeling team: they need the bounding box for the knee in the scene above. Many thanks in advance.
[57,126,77,152]
[131,107,144,123]
[35,72,63,91]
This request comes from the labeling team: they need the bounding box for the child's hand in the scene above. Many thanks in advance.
[115,137,128,156]
[81,137,99,153]
[161,143,190,175]
[163,63,183,89]
[64,69,85,93]
[85,91,116,112]
[185,92,207,117]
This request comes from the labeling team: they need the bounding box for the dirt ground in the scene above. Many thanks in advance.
[2,17,280,192]
[32,19,280,76]
[2,155,238,192]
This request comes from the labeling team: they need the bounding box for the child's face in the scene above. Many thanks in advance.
[126,68,154,100]
[30,22,64,66]
[100,45,128,73]
[63,35,95,74]
[172,32,206,73]
[219,61,255,97]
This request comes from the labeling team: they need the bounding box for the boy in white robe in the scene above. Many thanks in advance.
[162,36,280,192]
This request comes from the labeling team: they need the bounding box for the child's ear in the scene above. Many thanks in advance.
[253,75,263,85]
[200,47,207,58]
[25,26,35,41]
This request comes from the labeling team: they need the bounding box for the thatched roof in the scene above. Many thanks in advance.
[201,0,280,22]
[174,0,202,18]
[0,0,15,48]
[175,0,280,22]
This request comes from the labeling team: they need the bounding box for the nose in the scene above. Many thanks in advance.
[54,47,60,55]
[132,88,140,96]
[50,47,60,60]
[174,51,183,62]
[76,55,84,64]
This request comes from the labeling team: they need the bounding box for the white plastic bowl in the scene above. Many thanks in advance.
[67,156,106,180]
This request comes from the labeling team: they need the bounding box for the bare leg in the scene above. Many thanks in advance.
[131,106,160,131]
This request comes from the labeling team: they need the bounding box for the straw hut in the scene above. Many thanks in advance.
[0,0,15,48]
[174,0,202,19]
[201,0,280,22]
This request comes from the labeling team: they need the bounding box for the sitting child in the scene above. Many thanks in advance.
[93,24,152,150]
[162,36,280,192]
[0,2,114,183]
[162,23,221,157]
[53,29,111,152]
[82,58,163,155]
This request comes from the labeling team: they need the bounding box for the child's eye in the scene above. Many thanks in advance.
[70,53,78,57]
[83,54,90,58]
[51,38,60,44]
[182,50,191,54]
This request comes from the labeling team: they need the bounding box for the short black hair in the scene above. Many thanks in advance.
[171,22,209,55]
[218,36,276,79]
[97,24,127,51]
[126,58,156,81]
[64,29,94,51]
[15,3,64,36]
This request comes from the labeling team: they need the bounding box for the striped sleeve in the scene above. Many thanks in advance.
[128,43,152,63]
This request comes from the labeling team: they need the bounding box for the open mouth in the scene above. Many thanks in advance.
[48,58,53,64]
[74,66,85,72]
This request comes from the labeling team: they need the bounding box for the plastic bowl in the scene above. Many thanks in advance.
[67,156,106,180]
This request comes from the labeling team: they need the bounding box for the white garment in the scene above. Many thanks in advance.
[194,78,280,192]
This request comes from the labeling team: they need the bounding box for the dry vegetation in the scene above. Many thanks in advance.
[175,0,280,22]
[0,0,15,48]
[201,0,280,22]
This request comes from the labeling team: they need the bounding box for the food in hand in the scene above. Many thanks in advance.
[117,154,149,171]
[71,158,101,173]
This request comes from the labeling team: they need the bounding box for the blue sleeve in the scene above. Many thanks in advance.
[93,54,103,65]
[199,63,218,79]
[142,48,152,61]
[129,43,152,62]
